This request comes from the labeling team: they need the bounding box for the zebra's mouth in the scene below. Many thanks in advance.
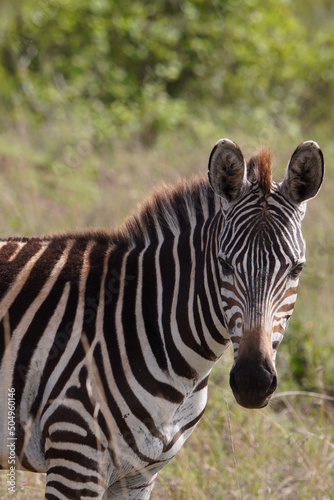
[229,362,278,409]
[231,391,272,409]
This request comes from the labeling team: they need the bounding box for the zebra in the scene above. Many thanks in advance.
[0,138,324,499]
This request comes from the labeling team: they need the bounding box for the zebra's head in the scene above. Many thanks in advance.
[208,139,324,409]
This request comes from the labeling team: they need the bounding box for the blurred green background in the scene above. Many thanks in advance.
[0,1,333,498]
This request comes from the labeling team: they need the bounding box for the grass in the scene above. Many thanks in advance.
[0,122,333,498]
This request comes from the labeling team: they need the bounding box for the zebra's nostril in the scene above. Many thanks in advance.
[229,371,238,394]
[268,374,277,395]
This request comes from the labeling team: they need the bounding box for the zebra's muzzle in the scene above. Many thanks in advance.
[229,359,277,409]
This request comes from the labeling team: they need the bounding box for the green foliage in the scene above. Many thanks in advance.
[1,0,334,143]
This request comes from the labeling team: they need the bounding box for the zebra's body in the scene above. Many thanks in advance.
[0,139,324,499]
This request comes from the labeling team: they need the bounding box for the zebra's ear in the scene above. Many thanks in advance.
[280,141,324,205]
[208,138,249,203]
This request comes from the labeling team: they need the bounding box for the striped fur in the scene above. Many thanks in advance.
[0,140,323,498]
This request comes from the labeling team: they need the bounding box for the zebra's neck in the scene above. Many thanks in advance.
[117,176,230,390]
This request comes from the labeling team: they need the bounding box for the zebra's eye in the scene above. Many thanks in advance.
[218,256,234,276]
[289,262,305,279]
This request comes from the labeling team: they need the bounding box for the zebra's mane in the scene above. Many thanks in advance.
[120,174,220,246]
[60,149,271,248]
[2,176,219,249]
[3,152,272,249]
[247,147,272,197]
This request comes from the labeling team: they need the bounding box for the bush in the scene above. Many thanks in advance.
[1,0,334,143]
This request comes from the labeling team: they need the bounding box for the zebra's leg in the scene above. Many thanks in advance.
[44,462,107,499]
[105,472,157,500]
[44,441,108,499]
[44,465,107,499]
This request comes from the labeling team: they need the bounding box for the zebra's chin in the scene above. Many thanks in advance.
[231,392,272,409]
